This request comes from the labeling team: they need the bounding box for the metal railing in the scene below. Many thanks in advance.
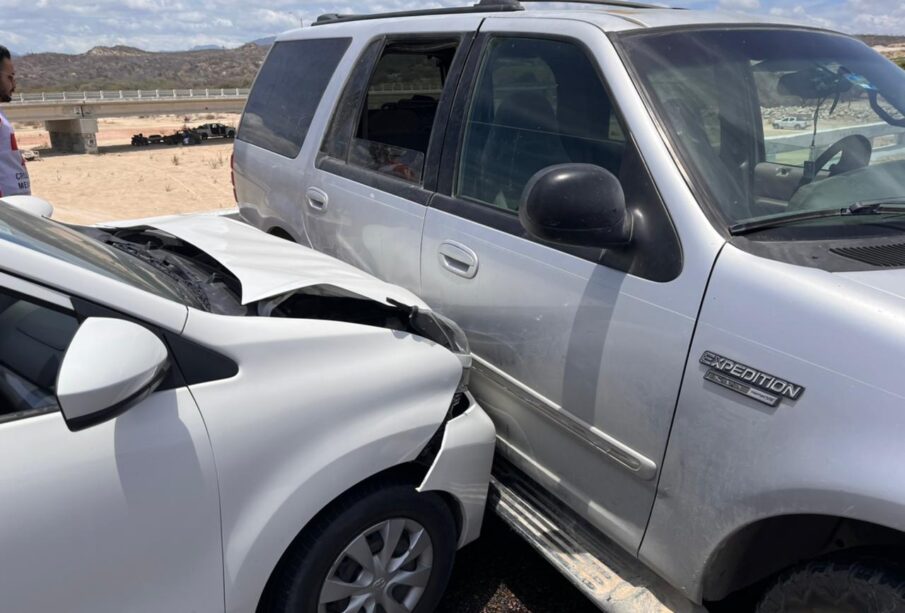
[766,121,905,159]
[9,88,250,104]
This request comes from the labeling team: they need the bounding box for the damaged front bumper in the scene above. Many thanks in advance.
[418,391,496,548]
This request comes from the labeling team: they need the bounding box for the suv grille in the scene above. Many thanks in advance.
[831,243,905,267]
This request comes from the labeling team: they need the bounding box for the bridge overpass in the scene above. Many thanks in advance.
[1,88,249,153]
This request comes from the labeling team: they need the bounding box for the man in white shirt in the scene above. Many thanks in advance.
[0,45,30,197]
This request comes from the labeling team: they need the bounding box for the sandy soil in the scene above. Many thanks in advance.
[14,113,241,225]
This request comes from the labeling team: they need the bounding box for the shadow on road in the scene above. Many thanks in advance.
[438,514,599,613]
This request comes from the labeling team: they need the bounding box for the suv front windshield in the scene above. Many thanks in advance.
[620,27,905,238]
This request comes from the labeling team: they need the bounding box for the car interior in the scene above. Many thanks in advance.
[0,292,78,421]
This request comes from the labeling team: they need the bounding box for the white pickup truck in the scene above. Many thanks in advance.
[772,115,811,129]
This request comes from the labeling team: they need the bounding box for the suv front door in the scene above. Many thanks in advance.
[420,18,693,551]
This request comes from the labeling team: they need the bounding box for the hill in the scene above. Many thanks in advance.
[14,44,267,92]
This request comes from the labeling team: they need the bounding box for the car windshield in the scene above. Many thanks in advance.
[619,27,905,238]
[0,206,204,308]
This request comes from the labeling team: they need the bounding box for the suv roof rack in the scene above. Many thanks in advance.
[313,0,522,27]
[520,0,671,8]
[313,0,673,26]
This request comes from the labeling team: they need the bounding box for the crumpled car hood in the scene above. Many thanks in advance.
[106,213,425,308]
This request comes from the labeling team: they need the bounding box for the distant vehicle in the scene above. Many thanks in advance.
[131,134,150,146]
[772,116,811,129]
[165,129,202,146]
[20,149,41,161]
[195,123,236,140]
[147,134,165,145]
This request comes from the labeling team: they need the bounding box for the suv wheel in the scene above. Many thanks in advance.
[756,557,905,613]
[265,481,456,613]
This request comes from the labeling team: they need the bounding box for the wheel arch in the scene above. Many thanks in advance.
[702,513,905,602]
[253,462,463,612]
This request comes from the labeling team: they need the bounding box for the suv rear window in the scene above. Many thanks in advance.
[239,38,351,158]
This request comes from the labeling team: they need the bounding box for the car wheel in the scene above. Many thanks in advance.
[756,557,905,613]
[266,481,457,613]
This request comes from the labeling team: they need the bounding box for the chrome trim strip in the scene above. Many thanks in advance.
[472,356,658,481]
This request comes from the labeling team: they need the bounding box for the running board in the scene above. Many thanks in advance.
[489,464,705,613]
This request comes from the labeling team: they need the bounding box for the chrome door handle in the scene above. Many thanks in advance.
[306,187,328,212]
[438,241,479,279]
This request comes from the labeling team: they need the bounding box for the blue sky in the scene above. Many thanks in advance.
[0,0,901,54]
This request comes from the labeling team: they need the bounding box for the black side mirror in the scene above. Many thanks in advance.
[519,163,632,248]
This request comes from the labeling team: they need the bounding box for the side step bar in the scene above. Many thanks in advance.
[489,464,705,613]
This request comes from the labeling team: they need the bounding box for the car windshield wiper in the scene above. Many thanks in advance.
[729,199,905,236]
[104,239,211,310]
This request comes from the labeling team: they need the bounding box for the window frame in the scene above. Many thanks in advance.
[317,32,476,205]
[432,31,683,281]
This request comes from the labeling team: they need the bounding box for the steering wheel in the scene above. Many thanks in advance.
[810,134,872,181]
[789,135,871,207]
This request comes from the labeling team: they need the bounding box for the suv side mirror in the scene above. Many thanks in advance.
[56,318,170,432]
[519,164,632,248]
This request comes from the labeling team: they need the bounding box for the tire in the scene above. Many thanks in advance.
[265,481,457,613]
[756,557,905,613]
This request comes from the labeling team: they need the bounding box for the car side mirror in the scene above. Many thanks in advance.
[56,318,170,432]
[0,195,54,218]
[519,164,632,248]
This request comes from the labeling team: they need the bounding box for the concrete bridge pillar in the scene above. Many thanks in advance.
[45,118,98,154]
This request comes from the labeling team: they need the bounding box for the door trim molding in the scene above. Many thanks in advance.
[472,356,658,481]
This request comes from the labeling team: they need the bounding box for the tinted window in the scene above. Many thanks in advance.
[346,39,459,183]
[239,38,351,158]
[457,37,626,211]
[0,290,78,423]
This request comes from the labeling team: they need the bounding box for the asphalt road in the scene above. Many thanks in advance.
[436,514,600,613]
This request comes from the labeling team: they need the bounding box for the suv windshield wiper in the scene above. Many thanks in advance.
[729,199,905,236]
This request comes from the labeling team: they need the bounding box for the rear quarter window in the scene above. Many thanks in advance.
[238,37,351,158]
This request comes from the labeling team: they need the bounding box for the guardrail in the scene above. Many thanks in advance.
[766,121,905,155]
[9,88,250,104]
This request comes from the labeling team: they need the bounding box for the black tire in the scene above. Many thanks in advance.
[756,557,905,613]
[265,480,457,613]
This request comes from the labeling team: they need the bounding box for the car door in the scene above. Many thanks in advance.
[303,17,481,294]
[0,274,223,613]
[420,18,702,552]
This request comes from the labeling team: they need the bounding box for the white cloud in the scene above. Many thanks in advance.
[718,0,760,10]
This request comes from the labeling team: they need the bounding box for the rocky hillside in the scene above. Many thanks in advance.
[10,34,905,94]
[14,44,268,92]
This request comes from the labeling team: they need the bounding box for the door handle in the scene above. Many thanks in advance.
[306,187,328,212]
[438,241,479,279]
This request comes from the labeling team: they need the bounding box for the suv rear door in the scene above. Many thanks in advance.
[306,18,481,294]
[419,17,693,552]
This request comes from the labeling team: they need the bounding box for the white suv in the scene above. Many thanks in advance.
[0,197,494,613]
[235,1,905,612]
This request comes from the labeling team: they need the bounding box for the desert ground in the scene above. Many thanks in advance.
[14,113,239,225]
